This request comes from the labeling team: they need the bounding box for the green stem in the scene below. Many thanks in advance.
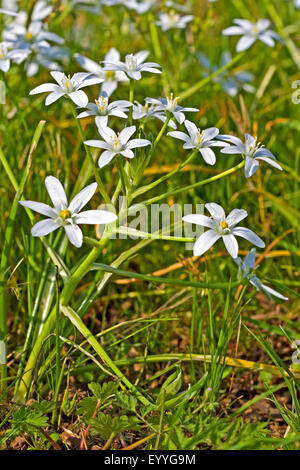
[116,156,128,197]
[148,12,162,59]
[52,267,61,426]
[129,80,134,125]
[0,121,45,393]
[179,52,246,101]
[14,233,110,402]
[70,102,111,205]
[61,305,150,406]
[132,150,197,199]
[134,160,245,208]
[152,114,171,151]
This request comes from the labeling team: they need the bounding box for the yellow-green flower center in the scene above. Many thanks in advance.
[95,97,108,113]
[60,209,71,220]
[221,221,229,230]
[105,70,115,81]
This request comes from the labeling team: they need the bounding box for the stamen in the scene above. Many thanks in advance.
[60,209,71,220]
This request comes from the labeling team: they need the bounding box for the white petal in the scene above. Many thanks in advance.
[260,283,288,300]
[84,139,110,149]
[76,210,117,225]
[95,116,109,128]
[19,200,57,218]
[119,125,136,144]
[236,35,256,52]
[127,138,151,149]
[193,230,221,256]
[77,77,103,89]
[31,219,60,237]
[50,71,65,84]
[245,156,259,178]
[97,126,116,141]
[244,248,256,270]
[199,148,216,165]
[68,182,97,214]
[184,120,198,139]
[45,176,68,210]
[64,224,83,248]
[182,214,216,229]
[167,131,189,143]
[120,149,134,158]
[75,54,102,74]
[205,203,225,220]
[203,127,219,141]
[255,156,283,171]
[232,227,265,248]
[173,111,185,124]
[222,26,245,36]
[222,234,239,258]
[45,90,64,106]
[68,90,88,108]
[221,145,243,155]
[226,208,248,227]
[134,50,149,64]
[259,33,275,47]
[29,83,59,95]
[98,151,115,168]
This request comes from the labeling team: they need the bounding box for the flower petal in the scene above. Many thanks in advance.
[245,156,259,178]
[205,203,225,220]
[120,148,134,158]
[236,34,256,52]
[98,150,115,168]
[68,90,88,107]
[193,230,221,256]
[127,138,151,149]
[45,176,68,210]
[199,148,216,165]
[232,227,265,248]
[76,210,117,225]
[45,90,64,106]
[119,125,136,144]
[255,156,283,171]
[226,208,248,227]
[64,224,83,248]
[29,83,60,95]
[84,139,110,149]
[260,283,288,300]
[19,200,57,218]
[31,219,60,237]
[222,234,239,258]
[68,182,97,214]
[182,214,216,229]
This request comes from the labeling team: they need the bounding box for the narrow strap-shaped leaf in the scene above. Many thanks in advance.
[91,263,239,289]
[60,305,151,406]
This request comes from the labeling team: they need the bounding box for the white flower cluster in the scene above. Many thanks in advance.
[0,1,68,76]
[18,2,288,301]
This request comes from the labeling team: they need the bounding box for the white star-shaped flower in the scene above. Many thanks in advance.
[222,19,282,52]
[77,92,132,127]
[85,125,151,168]
[218,133,283,177]
[147,94,198,124]
[75,48,129,97]
[29,71,103,107]
[103,50,162,80]
[183,203,265,258]
[19,177,117,248]
[235,248,288,300]
[168,120,228,165]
